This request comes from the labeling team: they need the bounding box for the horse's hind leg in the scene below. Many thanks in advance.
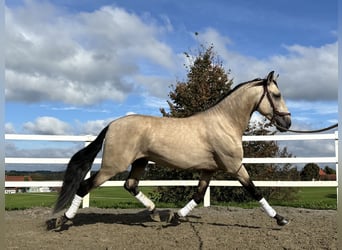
[124,158,160,221]
[51,165,123,229]
[63,166,118,221]
[236,164,289,226]
[47,173,100,230]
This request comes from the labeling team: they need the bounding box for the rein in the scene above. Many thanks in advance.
[272,122,338,134]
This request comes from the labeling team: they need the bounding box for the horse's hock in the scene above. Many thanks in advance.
[6,206,337,250]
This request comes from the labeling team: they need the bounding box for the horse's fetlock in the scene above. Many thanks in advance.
[124,179,139,196]
[192,193,204,204]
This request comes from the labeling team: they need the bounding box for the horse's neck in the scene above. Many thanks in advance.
[212,85,261,136]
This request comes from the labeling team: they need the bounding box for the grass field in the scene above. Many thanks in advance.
[5,186,337,210]
[280,187,337,209]
[4,187,156,210]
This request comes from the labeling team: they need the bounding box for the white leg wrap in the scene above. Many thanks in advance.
[259,198,276,218]
[135,191,155,211]
[178,199,198,217]
[65,195,83,219]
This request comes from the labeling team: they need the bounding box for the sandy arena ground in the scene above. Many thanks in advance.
[5,206,337,250]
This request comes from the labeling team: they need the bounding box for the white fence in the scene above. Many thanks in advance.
[5,132,339,207]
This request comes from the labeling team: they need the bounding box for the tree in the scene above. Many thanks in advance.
[300,163,320,181]
[160,44,232,117]
[324,166,336,175]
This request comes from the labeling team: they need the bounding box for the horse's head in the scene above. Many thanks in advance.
[255,71,291,132]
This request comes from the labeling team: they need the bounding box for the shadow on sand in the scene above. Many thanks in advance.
[47,209,281,232]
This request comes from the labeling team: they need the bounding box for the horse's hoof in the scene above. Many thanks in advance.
[46,218,58,230]
[167,212,180,225]
[277,217,289,226]
[275,214,289,226]
[150,209,161,222]
[46,214,69,230]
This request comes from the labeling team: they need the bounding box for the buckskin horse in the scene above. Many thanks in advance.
[47,71,291,230]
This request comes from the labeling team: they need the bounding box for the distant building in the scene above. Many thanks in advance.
[319,169,336,181]
[5,175,33,182]
[28,187,51,193]
[5,175,33,193]
[5,175,53,193]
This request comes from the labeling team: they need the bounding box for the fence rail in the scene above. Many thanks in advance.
[5,132,339,207]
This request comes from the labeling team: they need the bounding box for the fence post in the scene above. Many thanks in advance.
[203,186,210,207]
[82,136,92,208]
[335,131,339,203]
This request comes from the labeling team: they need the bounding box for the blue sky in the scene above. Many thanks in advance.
[4,0,338,170]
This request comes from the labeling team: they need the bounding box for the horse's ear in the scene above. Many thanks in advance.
[266,71,275,85]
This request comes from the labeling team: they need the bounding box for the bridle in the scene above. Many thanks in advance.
[255,79,338,133]
[255,80,291,122]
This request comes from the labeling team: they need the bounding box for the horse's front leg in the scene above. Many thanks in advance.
[236,164,289,226]
[169,170,213,224]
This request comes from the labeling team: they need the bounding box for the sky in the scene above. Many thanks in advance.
[4,0,338,171]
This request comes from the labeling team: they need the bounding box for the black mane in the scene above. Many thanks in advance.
[208,77,265,109]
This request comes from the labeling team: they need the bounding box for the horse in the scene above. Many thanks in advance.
[47,71,291,230]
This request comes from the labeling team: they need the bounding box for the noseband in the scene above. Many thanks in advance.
[255,81,291,121]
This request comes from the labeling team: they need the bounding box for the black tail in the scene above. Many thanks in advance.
[53,125,109,214]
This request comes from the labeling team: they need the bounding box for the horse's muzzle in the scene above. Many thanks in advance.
[274,115,291,132]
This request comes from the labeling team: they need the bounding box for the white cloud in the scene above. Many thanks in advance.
[6,2,337,108]
[197,29,338,102]
[77,118,113,135]
[5,1,178,105]
[271,43,338,101]
[133,75,172,99]
[23,116,72,135]
[5,123,16,133]
[279,139,336,158]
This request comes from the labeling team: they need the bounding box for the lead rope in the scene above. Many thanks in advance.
[273,122,338,133]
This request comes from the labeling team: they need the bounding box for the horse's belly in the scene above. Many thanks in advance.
[147,149,217,171]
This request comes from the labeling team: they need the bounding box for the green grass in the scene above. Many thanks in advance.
[89,186,155,209]
[5,186,337,210]
[212,187,337,210]
[273,187,337,209]
[5,192,57,210]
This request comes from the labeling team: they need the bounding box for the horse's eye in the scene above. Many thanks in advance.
[273,93,281,99]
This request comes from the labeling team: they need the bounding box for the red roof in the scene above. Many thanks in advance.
[319,169,326,176]
[5,175,32,181]
[318,169,336,181]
